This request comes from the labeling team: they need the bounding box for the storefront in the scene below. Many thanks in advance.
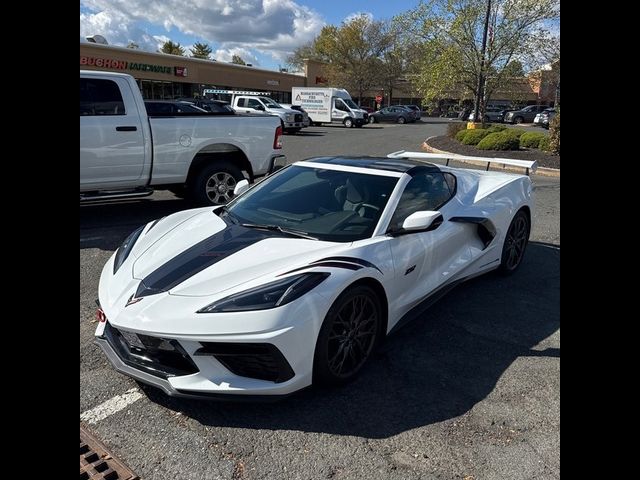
[80,43,306,103]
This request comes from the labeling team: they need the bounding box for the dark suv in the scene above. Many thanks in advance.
[504,105,550,124]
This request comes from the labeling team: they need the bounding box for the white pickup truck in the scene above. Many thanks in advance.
[231,95,307,134]
[80,71,285,205]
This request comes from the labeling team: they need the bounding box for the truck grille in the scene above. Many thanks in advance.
[294,113,303,122]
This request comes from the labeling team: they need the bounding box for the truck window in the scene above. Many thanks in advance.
[335,99,349,112]
[236,98,246,108]
[247,98,263,109]
[80,78,126,116]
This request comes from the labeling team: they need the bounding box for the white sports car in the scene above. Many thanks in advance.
[94,152,536,399]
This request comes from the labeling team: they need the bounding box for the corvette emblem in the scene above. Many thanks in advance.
[125,293,143,307]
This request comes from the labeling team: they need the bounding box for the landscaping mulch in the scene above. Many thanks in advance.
[428,135,560,170]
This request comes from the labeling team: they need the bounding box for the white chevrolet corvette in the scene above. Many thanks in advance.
[95,152,535,399]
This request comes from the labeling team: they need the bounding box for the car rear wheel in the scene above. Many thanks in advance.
[397,116,406,124]
[190,161,243,206]
[313,285,381,386]
[499,209,530,274]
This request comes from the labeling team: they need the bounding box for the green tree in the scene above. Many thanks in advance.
[396,0,559,114]
[190,42,212,59]
[231,55,246,65]
[288,15,396,103]
[159,40,185,56]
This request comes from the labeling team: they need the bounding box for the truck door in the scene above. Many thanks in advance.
[332,98,350,121]
[80,76,146,189]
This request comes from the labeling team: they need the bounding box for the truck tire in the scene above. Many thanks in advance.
[190,161,244,206]
[343,118,354,128]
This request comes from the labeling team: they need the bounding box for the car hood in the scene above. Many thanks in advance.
[130,209,343,298]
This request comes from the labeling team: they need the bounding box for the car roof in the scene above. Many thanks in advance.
[304,156,441,174]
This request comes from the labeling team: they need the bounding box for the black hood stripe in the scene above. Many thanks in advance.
[277,256,382,277]
[135,224,282,298]
[312,256,383,274]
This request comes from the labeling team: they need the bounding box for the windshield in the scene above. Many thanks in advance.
[343,98,359,109]
[261,97,283,108]
[224,165,398,242]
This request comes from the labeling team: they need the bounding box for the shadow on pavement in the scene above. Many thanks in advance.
[141,242,559,439]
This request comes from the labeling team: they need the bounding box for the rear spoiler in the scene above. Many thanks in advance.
[387,150,537,175]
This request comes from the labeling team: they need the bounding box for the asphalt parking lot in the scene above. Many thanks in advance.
[80,120,559,480]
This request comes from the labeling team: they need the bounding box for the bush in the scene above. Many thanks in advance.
[477,132,520,150]
[487,125,507,133]
[548,113,560,154]
[538,135,551,151]
[447,122,468,138]
[502,128,525,138]
[520,132,547,149]
[461,128,490,145]
[455,129,470,142]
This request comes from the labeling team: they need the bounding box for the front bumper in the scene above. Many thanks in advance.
[354,118,366,126]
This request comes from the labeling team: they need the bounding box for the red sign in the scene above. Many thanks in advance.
[174,66,188,77]
[375,95,383,103]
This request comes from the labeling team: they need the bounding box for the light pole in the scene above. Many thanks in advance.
[471,0,492,126]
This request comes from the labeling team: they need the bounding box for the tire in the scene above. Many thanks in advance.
[483,115,490,122]
[397,116,406,124]
[313,285,382,386]
[498,209,530,275]
[189,161,244,206]
[344,117,354,128]
[368,116,376,124]
[514,116,524,124]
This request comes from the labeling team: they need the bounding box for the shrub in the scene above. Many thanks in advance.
[520,132,547,149]
[502,128,525,138]
[447,122,467,138]
[477,132,520,150]
[487,125,507,133]
[455,129,470,142]
[538,135,551,151]
[548,113,560,154]
[461,128,490,145]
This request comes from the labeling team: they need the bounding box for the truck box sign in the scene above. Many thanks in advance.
[80,56,176,75]
[293,90,330,118]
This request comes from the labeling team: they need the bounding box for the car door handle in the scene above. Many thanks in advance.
[116,126,137,132]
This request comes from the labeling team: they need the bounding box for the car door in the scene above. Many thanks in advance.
[80,76,146,189]
[379,107,392,122]
[385,172,471,317]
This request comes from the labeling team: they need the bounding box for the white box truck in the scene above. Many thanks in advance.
[291,87,368,128]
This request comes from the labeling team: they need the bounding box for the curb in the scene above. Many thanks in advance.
[422,136,560,177]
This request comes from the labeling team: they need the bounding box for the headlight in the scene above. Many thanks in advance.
[197,272,330,313]
[113,225,144,274]
[285,114,294,122]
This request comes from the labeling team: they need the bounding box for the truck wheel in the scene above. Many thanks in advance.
[343,118,354,128]
[191,161,244,206]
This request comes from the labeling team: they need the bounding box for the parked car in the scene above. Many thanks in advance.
[81,71,285,205]
[468,106,505,123]
[280,103,311,128]
[504,105,550,124]
[533,108,556,129]
[94,152,534,398]
[368,106,416,124]
[400,105,422,120]
[178,98,235,113]
[144,100,209,115]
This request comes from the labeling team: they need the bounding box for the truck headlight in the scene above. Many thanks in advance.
[285,114,294,122]
[113,225,144,274]
[197,273,330,313]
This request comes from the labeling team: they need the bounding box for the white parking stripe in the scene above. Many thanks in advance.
[80,388,143,425]
[80,236,104,243]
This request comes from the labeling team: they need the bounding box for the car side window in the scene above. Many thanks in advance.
[80,78,126,116]
[247,99,262,109]
[388,173,454,231]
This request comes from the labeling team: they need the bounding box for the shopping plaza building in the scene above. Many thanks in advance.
[80,42,557,109]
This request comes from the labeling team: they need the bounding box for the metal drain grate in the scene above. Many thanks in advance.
[80,425,139,480]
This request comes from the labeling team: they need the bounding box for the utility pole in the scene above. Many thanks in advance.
[472,0,492,125]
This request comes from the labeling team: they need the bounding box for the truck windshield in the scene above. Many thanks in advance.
[261,98,283,108]
[343,99,359,109]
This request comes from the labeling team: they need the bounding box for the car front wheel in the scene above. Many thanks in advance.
[397,116,406,124]
[313,285,381,386]
[368,116,376,124]
[514,116,524,124]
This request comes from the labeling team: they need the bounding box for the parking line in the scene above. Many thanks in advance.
[80,236,104,243]
[80,388,143,425]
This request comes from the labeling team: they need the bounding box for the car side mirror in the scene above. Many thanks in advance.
[390,211,443,236]
[233,179,250,196]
